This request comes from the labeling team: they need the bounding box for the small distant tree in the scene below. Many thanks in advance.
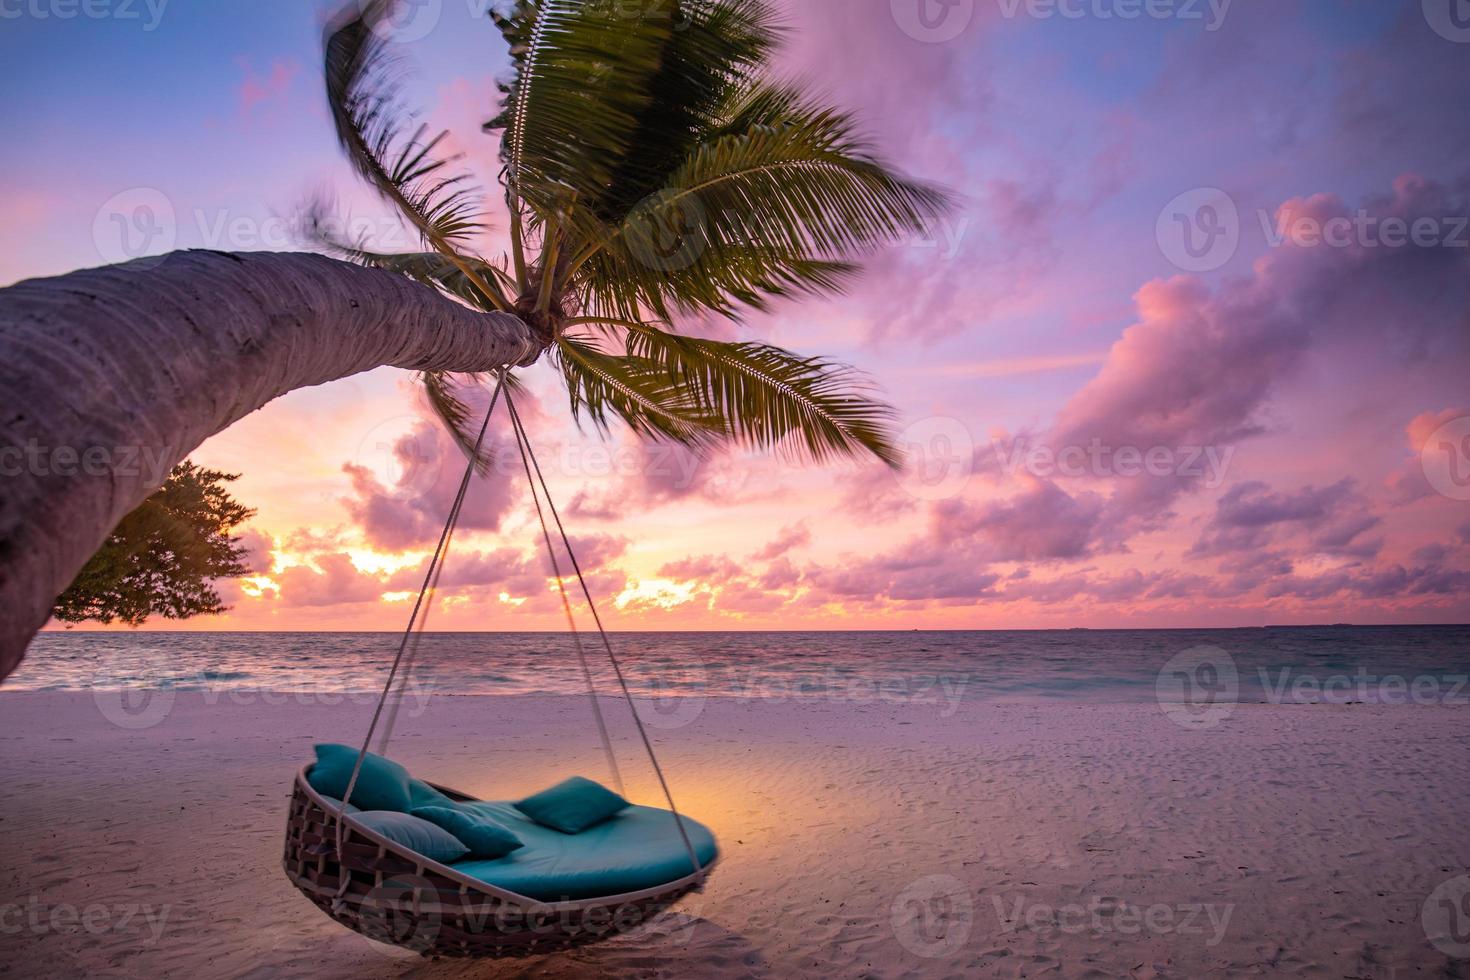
[52,462,256,625]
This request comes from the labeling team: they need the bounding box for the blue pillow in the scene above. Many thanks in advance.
[413,806,524,859]
[408,778,455,810]
[353,811,469,864]
[514,776,630,834]
[307,743,413,813]
[318,795,361,815]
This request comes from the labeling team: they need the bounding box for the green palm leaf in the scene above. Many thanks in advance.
[324,0,508,313]
[302,206,514,311]
[420,370,496,472]
[486,0,674,215]
[556,336,721,447]
[625,325,902,466]
[572,81,951,319]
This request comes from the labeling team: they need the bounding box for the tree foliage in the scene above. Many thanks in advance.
[52,462,256,626]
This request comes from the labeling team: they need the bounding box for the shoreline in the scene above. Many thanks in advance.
[1,692,1468,977]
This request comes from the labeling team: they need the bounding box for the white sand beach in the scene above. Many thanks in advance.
[1,691,1468,979]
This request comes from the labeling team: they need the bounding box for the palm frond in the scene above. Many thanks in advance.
[420,371,497,473]
[324,0,508,311]
[302,205,514,311]
[625,325,902,466]
[572,81,952,318]
[592,0,780,222]
[485,0,675,217]
[555,336,721,447]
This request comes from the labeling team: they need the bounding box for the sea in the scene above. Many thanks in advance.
[6,626,1470,707]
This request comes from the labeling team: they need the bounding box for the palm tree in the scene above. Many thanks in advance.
[316,0,950,469]
[0,251,537,678]
[0,0,949,679]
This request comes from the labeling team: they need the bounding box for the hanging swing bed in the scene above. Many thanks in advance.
[282,374,718,957]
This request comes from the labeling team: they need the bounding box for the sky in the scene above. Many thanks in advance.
[4,0,1469,631]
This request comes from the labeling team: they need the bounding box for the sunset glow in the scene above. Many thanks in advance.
[6,2,1467,633]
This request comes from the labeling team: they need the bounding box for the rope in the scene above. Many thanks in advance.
[374,515,448,757]
[333,372,508,870]
[330,369,704,892]
[504,392,704,881]
[502,394,624,796]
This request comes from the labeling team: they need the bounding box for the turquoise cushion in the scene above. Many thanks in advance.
[307,743,412,813]
[452,803,717,901]
[318,795,360,815]
[354,811,469,863]
[514,776,630,833]
[409,778,454,810]
[413,805,523,859]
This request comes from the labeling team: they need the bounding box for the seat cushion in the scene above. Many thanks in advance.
[408,778,455,810]
[514,776,630,833]
[318,795,360,815]
[307,743,413,813]
[353,810,469,864]
[451,802,717,901]
[413,805,523,859]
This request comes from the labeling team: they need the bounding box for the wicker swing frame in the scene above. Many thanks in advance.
[281,376,714,958]
[282,766,716,957]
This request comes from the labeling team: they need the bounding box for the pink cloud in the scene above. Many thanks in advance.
[751,523,810,561]
[1189,478,1382,559]
[931,476,1107,563]
[234,527,275,575]
[276,553,383,608]
[341,418,521,552]
[235,57,301,117]
[1387,407,1470,504]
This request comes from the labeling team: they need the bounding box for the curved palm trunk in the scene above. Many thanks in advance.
[0,249,540,680]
